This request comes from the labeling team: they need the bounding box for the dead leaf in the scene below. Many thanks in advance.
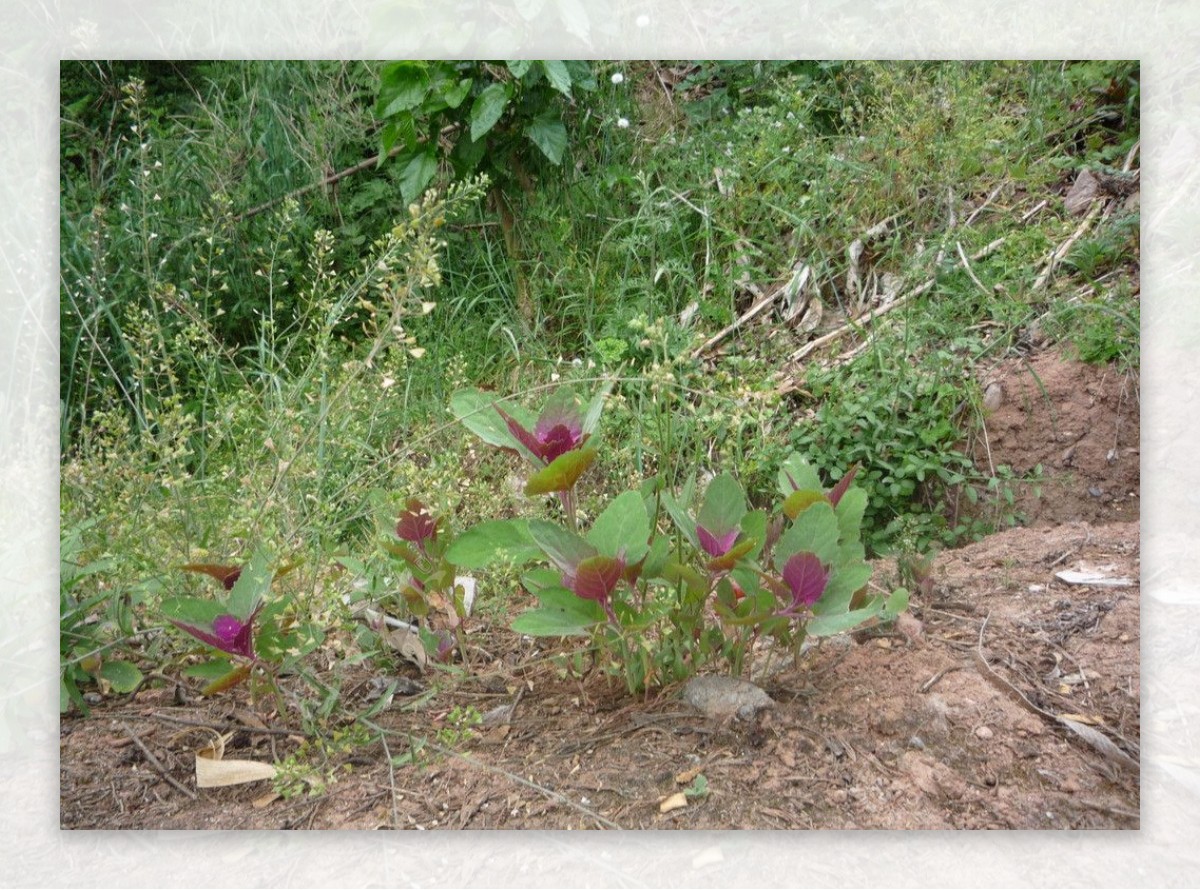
[659,792,688,813]
[674,765,704,785]
[195,755,277,788]
[386,626,428,671]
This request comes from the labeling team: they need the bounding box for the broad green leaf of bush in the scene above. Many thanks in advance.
[377,61,431,118]
[813,562,873,615]
[446,518,541,569]
[539,60,573,96]
[528,520,596,576]
[449,388,536,456]
[98,660,143,693]
[470,83,509,142]
[807,601,885,638]
[697,473,747,537]
[526,113,568,164]
[511,586,604,636]
[228,548,273,620]
[776,501,840,566]
[777,454,823,496]
[397,147,439,204]
[587,490,650,564]
[660,490,698,550]
[835,486,868,544]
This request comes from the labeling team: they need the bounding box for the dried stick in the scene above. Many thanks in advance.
[120,721,198,800]
[694,283,786,357]
[786,236,1006,365]
[1032,139,1140,292]
[151,712,299,737]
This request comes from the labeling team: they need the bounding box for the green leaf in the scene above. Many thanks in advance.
[450,129,487,176]
[882,587,910,619]
[782,489,829,520]
[522,566,563,593]
[539,60,573,95]
[740,510,769,560]
[377,62,431,118]
[697,473,747,536]
[183,658,235,680]
[777,454,822,496]
[228,548,273,620]
[814,562,873,615]
[449,388,536,456]
[526,113,568,165]
[161,596,226,629]
[587,490,650,564]
[641,533,672,580]
[835,487,868,544]
[98,660,143,693]
[470,83,509,142]
[398,147,439,205]
[524,445,597,495]
[660,490,698,550]
[511,587,603,636]
[776,502,840,566]
[807,600,884,637]
[446,519,541,569]
[505,60,533,78]
[441,77,473,109]
[528,520,595,575]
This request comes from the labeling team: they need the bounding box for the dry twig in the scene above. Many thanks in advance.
[120,721,198,800]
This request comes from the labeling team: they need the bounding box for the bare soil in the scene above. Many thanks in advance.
[59,348,1140,830]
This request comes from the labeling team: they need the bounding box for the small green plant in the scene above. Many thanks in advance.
[60,520,145,715]
[436,705,483,747]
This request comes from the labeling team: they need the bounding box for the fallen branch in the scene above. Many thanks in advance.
[694,281,787,357]
[1032,139,1139,292]
[120,721,198,800]
[785,236,1006,366]
[151,712,300,738]
[973,614,1138,775]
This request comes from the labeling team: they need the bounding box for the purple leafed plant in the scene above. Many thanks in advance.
[496,396,586,465]
[168,601,264,660]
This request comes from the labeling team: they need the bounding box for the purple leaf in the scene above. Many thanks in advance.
[169,602,261,659]
[496,406,547,462]
[396,498,439,550]
[697,525,740,558]
[536,424,578,462]
[782,552,829,610]
[566,555,625,605]
[827,464,860,508]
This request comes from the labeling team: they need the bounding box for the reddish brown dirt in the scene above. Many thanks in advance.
[59,349,1139,830]
[973,348,1140,527]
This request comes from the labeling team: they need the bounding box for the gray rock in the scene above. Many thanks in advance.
[682,675,775,721]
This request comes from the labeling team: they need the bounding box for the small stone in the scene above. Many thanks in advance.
[682,675,774,721]
[974,725,994,740]
[909,736,926,750]
[982,381,1004,413]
